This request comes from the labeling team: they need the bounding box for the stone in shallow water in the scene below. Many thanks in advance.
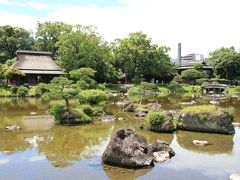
[100,115,116,122]
[135,111,147,117]
[5,125,22,131]
[102,128,154,168]
[30,112,37,115]
[192,140,208,146]
[153,151,170,163]
[102,129,175,169]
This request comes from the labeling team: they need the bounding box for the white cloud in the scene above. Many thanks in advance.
[0,11,37,31]
[0,0,10,5]
[1,0,240,57]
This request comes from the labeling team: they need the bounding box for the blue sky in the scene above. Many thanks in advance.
[1,0,240,58]
[0,0,123,17]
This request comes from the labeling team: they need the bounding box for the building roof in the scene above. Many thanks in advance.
[12,50,66,75]
[175,65,213,70]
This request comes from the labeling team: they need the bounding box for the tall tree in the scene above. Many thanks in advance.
[35,21,72,56]
[0,25,33,63]
[112,32,173,83]
[56,25,116,82]
[208,47,240,80]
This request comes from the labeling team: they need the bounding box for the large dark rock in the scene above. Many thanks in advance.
[102,129,175,169]
[102,129,154,168]
[178,107,235,134]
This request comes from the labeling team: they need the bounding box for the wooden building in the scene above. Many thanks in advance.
[11,50,66,85]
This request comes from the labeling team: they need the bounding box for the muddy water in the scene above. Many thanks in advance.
[0,95,239,180]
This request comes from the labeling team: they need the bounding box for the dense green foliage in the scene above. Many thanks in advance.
[17,86,29,97]
[56,25,116,82]
[78,89,109,105]
[0,25,33,63]
[180,69,207,84]
[49,104,92,125]
[112,32,173,83]
[35,21,72,56]
[208,47,240,80]
[70,68,97,89]
[146,111,170,126]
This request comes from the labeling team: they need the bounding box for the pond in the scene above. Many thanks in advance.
[0,94,239,180]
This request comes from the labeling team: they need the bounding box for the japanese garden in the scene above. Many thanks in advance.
[0,22,240,179]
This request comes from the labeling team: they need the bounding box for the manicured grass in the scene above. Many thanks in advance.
[182,105,218,114]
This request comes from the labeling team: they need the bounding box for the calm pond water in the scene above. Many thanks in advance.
[0,94,240,180]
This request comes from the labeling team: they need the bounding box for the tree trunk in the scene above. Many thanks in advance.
[65,99,70,109]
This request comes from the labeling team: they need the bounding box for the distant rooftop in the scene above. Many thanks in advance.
[16,50,52,55]
[12,50,66,75]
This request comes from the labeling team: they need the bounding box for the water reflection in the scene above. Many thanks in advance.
[103,164,152,180]
[176,130,234,155]
[37,124,110,168]
[0,131,32,154]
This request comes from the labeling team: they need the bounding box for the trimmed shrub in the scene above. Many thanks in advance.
[146,111,174,132]
[79,90,109,105]
[49,104,93,125]
[146,112,170,127]
[17,86,29,97]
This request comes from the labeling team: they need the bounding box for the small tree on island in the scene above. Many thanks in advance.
[48,77,77,108]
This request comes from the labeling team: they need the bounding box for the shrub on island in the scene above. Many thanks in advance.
[146,111,175,133]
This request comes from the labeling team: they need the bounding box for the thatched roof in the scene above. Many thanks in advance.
[11,50,66,75]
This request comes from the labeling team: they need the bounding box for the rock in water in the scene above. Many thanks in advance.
[100,115,116,122]
[149,140,175,158]
[135,111,147,117]
[193,140,208,146]
[178,106,235,134]
[6,125,22,131]
[102,128,154,168]
[153,151,170,163]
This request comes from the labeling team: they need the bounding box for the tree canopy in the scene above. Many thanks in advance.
[0,25,33,63]
[112,32,173,83]
[208,47,240,80]
[56,25,116,82]
[35,21,72,56]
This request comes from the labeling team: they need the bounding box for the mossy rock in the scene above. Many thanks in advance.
[50,104,93,125]
[178,105,235,134]
[146,111,175,133]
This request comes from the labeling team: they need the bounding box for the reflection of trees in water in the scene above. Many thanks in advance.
[103,164,152,180]
[37,125,110,168]
[176,130,233,155]
[0,131,32,154]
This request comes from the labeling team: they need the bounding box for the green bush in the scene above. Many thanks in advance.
[35,83,49,96]
[17,86,29,97]
[82,104,93,116]
[49,104,93,125]
[146,111,170,127]
[79,89,109,105]
[49,104,65,123]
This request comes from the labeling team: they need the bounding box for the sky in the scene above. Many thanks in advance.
[0,0,240,58]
